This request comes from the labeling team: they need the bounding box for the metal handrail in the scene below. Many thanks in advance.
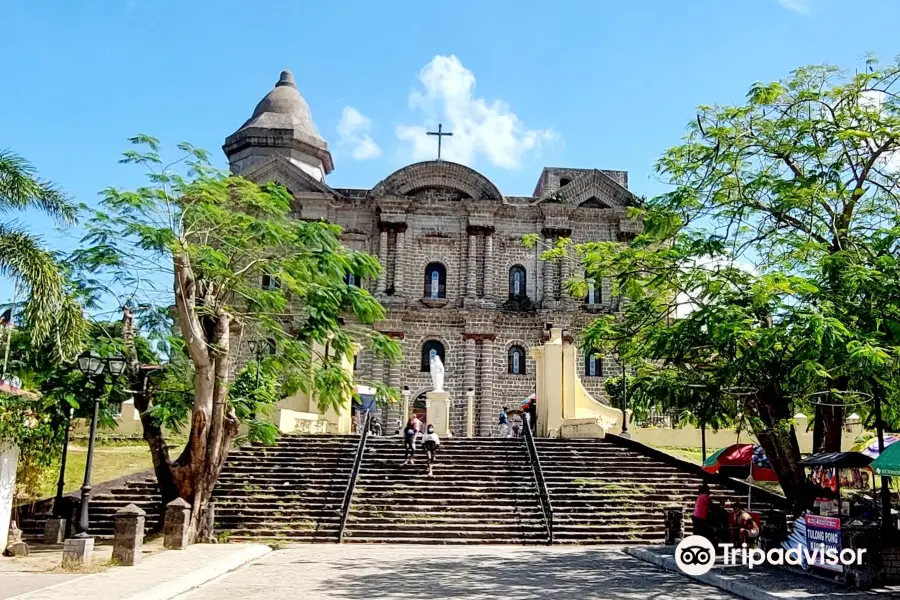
[338,412,371,542]
[523,413,554,544]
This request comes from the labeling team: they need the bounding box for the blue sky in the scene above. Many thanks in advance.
[2,0,900,304]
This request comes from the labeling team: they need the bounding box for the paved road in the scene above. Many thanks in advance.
[178,544,736,600]
[0,574,78,600]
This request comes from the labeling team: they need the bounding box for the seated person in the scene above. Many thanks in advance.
[737,511,760,546]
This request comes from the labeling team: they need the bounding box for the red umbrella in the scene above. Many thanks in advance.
[703,443,779,482]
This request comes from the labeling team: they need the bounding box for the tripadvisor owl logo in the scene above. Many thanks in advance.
[674,534,868,575]
[675,535,716,575]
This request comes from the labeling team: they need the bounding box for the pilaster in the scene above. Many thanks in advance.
[479,337,495,436]
[375,230,388,295]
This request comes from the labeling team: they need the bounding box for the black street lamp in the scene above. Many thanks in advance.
[73,350,126,538]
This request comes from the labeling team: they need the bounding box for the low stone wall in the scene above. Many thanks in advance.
[630,415,867,454]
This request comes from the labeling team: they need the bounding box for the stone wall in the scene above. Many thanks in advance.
[236,159,636,436]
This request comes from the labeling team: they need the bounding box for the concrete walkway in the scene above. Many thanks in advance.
[626,545,900,599]
[175,544,736,599]
[5,543,270,600]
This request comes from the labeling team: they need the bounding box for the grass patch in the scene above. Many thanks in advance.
[30,443,183,500]
[653,446,704,465]
[53,558,112,574]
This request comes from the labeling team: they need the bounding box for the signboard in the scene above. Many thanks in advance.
[805,515,842,573]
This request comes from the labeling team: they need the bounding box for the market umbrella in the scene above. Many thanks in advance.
[871,442,900,477]
[703,443,779,482]
[520,393,536,410]
[851,435,899,458]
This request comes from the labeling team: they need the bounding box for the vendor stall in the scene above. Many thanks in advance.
[780,452,882,578]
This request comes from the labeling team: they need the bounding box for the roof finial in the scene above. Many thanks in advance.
[276,70,296,88]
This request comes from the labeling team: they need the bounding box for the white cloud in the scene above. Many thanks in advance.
[337,106,382,160]
[396,55,557,169]
[776,0,812,13]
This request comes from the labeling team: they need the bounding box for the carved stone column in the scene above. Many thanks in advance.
[483,230,495,299]
[463,337,477,429]
[479,337,494,436]
[466,231,477,299]
[371,354,384,386]
[542,236,555,301]
[394,226,407,297]
[559,248,571,301]
[375,230,388,295]
[386,354,401,431]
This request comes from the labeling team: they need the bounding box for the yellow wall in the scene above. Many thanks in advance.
[531,328,624,438]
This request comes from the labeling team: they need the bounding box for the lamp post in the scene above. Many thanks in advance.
[401,386,411,424]
[465,387,475,438]
[73,351,126,538]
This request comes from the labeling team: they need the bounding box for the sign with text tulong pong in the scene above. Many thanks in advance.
[805,515,842,573]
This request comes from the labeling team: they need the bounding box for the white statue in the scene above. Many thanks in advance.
[429,354,445,392]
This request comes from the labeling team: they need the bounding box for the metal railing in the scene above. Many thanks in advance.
[338,411,371,542]
[523,413,554,544]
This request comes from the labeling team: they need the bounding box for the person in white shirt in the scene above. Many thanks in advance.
[422,425,440,477]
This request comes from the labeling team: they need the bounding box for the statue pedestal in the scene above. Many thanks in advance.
[425,391,453,437]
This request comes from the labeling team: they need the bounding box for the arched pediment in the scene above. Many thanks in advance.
[370,161,503,201]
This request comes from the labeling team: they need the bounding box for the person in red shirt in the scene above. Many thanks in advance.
[692,484,711,539]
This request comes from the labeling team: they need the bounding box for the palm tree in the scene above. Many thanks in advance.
[0,149,83,358]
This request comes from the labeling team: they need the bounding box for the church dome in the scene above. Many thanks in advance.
[224,69,334,177]
[241,70,322,140]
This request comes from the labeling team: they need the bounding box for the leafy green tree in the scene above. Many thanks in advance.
[1,320,154,499]
[534,57,900,511]
[73,137,400,539]
[0,149,84,358]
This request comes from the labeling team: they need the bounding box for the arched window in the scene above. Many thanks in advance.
[585,349,603,377]
[508,345,526,375]
[585,279,601,305]
[424,263,447,299]
[421,340,446,372]
[509,265,527,298]
[344,273,359,287]
[559,177,572,187]
[261,274,280,290]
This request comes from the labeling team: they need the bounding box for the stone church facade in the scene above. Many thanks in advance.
[224,70,641,435]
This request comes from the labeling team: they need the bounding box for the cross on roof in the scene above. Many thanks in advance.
[426,123,453,160]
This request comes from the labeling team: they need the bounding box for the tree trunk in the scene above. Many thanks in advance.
[749,391,805,515]
[812,402,844,454]
[126,254,241,543]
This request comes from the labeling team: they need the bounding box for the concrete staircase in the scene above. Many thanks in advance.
[15,475,161,541]
[213,435,357,542]
[343,437,547,544]
[15,434,782,546]
[536,437,774,544]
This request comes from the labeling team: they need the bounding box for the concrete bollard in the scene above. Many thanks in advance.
[62,537,93,567]
[664,506,683,545]
[164,498,191,550]
[44,517,67,545]
[112,503,145,566]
